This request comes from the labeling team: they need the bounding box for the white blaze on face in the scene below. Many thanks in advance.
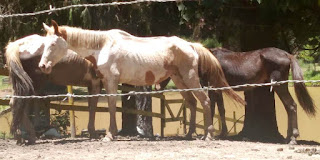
[38,35,68,74]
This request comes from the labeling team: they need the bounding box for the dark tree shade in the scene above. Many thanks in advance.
[239,87,283,143]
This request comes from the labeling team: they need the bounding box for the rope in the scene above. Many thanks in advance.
[2,79,320,100]
[0,0,198,19]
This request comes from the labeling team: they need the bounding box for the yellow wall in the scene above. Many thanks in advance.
[1,87,319,142]
[0,112,11,135]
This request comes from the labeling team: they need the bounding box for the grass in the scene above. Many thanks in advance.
[165,80,176,89]
[0,75,10,90]
[296,61,320,87]
[0,131,12,139]
[0,105,9,112]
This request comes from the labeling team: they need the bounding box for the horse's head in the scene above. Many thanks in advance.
[38,35,68,74]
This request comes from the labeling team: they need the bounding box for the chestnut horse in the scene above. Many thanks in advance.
[39,21,245,141]
[207,47,316,144]
[5,34,101,144]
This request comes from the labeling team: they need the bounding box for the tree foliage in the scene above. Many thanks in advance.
[1,0,320,63]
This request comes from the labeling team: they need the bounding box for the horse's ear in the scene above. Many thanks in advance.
[51,20,60,36]
[43,23,51,32]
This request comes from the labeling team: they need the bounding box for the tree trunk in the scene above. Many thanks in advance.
[238,87,283,143]
[220,28,284,142]
[119,84,153,137]
[237,19,284,142]
[136,86,153,137]
[119,84,138,136]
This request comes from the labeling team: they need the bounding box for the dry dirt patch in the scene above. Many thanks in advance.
[0,138,320,160]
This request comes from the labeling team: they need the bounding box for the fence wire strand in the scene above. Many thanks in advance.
[2,79,320,100]
[0,0,197,19]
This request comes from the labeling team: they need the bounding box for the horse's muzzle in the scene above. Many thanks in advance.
[39,61,52,74]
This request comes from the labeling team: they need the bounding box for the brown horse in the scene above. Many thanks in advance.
[5,34,101,144]
[207,47,316,144]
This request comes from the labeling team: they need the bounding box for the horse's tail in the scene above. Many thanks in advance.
[191,43,245,106]
[5,42,34,134]
[9,98,27,135]
[5,42,34,95]
[289,55,316,116]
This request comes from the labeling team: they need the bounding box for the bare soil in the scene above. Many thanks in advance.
[1,137,320,160]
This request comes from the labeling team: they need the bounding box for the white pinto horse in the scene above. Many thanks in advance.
[40,20,245,141]
[5,34,101,144]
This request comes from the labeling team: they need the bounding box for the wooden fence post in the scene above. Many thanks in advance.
[160,96,165,137]
[218,114,222,132]
[233,111,236,134]
[67,85,76,138]
[182,101,187,134]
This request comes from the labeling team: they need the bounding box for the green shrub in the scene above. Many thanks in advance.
[50,110,71,136]
[201,37,221,48]
[0,105,9,112]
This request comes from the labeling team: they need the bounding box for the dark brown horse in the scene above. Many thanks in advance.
[206,47,316,144]
[5,35,101,144]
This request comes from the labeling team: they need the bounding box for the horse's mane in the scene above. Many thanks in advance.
[61,50,89,65]
[210,47,234,55]
[61,26,133,50]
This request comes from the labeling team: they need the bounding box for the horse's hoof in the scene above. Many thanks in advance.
[288,139,297,145]
[242,137,250,141]
[26,140,36,145]
[201,135,214,141]
[205,136,214,141]
[285,136,298,145]
[217,133,227,139]
[102,132,114,142]
[16,138,25,145]
[16,140,23,145]
[89,133,99,139]
[102,137,112,142]
[183,133,193,140]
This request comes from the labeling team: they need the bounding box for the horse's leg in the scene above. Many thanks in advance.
[175,72,214,140]
[171,75,197,139]
[208,90,216,121]
[192,91,214,140]
[102,77,119,141]
[9,98,23,144]
[32,99,41,134]
[87,79,101,139]
[274,84,299,144]
[22,102,36,145]
[212,91,228,138]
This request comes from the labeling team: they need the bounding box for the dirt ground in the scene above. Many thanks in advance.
[1,137,320,160]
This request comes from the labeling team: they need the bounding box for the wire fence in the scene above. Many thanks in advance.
[2,79,320,100]
[0,0,198,19]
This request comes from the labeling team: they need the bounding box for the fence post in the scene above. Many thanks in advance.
[218,114,222,132]
[160,95,165,137]
[67,85,76,138]
[233,111,236,134]
[182,101,187,134]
